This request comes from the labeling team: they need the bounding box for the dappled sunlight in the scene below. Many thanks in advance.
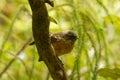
[0,0,120,80]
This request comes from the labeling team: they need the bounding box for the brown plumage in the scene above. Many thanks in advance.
[30,30,78,56]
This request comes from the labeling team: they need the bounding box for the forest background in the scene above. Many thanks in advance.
[0,0,120,80]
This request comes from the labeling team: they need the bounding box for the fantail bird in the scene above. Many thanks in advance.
[30,30,78,56]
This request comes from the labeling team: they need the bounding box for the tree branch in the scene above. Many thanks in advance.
[28,0,67,80]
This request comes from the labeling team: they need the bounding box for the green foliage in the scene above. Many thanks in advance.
[0,0,120,80]
[97,68,120,79]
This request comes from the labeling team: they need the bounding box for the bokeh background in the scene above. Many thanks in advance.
[0,0,120,80]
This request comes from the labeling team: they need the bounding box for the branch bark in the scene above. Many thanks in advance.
[28,0,67,80]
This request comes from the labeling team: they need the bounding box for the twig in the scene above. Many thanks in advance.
[0,36,32,77]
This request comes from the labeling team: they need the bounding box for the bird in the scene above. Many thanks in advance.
[30,30,78,56]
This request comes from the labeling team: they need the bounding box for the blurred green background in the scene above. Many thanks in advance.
[0,0,120,80]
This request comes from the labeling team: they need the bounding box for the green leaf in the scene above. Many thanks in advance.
[104,15,120,29]
[97,68,120,79]
[49,16,57,24]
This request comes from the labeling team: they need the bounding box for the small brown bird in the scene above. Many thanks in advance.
[30,30,78,56]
